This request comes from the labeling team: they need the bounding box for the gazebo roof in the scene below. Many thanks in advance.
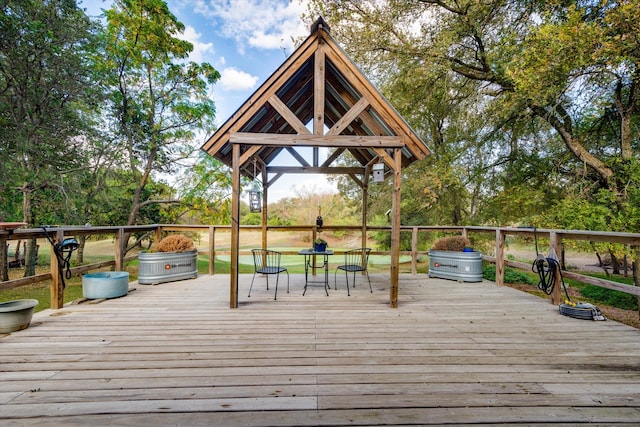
[201,17,430,181]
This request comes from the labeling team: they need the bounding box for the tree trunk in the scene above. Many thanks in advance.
[77,235,86,265]
[531,105,614,182]
[615,71,637,160]
[610,250,620,275]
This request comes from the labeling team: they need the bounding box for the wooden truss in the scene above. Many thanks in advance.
[201,17,430,308]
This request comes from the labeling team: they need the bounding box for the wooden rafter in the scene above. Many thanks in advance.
[202,17,431,309]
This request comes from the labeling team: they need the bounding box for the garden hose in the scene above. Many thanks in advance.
[41,227,79,288]
[531,227,604,321]
[531,227,570,299]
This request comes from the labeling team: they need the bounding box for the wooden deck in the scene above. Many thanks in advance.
[1,274,639,426]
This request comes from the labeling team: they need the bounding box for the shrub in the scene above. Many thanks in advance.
[580,285,639,311]
[153,235,195,253]
[432,235,471,251]
[483,265,537,285]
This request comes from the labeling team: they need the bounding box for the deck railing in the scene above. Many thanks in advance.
[1,224,639,309]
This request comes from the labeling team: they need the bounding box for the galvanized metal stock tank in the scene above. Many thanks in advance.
[137,249,198,285]
[428,249,483,282]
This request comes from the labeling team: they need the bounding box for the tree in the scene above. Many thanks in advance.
[99,0,220,250]
[175,152,234,225]
[0,0,99,275]
[310,0,639,231]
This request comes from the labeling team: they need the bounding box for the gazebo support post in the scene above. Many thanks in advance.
[362,167,369,259]
[390,148,402,308]
[230,143,240,308]
[261,166,268,251]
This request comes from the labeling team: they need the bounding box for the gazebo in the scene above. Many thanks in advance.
[201,18,430,308]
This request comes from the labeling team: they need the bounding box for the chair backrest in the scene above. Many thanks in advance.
[252,248,281,272]
[344,248,371,269]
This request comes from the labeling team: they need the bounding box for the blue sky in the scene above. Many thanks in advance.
[81,0,337,200]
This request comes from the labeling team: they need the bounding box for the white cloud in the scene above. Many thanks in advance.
[190,0,309,52]
[179,25,215,63]
[219,67,259,91]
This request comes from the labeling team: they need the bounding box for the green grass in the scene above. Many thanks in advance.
[482,264,538,286]
[482,264,638,311]
[563,273,638,311]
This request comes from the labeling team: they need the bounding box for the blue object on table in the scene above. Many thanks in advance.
[299,249,333,296]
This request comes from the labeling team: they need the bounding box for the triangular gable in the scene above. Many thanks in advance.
[201,17,430,180]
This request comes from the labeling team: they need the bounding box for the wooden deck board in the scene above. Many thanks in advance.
[1,274,639,425]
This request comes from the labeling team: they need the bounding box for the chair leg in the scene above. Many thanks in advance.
[248,272,257,297]
[286,271,290,294]
[274,274,279,300]
[366,271,373,293]
[345,271,351,296]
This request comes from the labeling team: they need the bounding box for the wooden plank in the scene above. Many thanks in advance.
[267,94,310,135]
[313,37,325,135]
[1,274,638,425]
[326,97,369,135]
[230,132,404,147]
[322,40,430,159]
[266,166,363,175]
[201,35,319,154]
[561,270,640,296]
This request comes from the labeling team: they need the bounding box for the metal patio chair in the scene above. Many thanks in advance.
[248,249,289,300]
[334,248,372,296]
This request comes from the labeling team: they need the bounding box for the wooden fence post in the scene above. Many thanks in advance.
[633,245,639,321]
[495,229,505,286]
[0,234,8,282]
[50,229,64,309]
[411,227,418,275]
[208,226,215,275]
[550,232,563,305]
[114,228,124,272]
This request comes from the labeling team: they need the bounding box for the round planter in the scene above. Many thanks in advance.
[82,272,129,299]
[0,299,39,333]
[138,249,198,285]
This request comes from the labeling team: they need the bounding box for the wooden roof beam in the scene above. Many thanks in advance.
[268,94,311,135]
[327,97,370,136]
[314,44,326,135]
[322,147,345,167]
[374,148,396,170]
[230,132,404,147]
[286,147,311,167]
[238,146,261,169]
[267,166,364,174]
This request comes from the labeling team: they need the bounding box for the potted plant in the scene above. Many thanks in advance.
[314,237,328,252]
[138,234,198,285]
[428,235,482,282]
